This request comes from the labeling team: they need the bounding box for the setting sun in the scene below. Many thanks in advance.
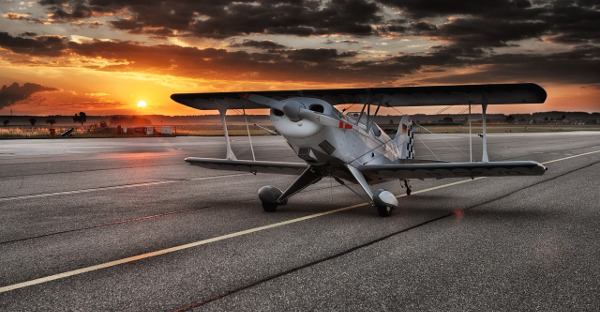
[137,101,147,108]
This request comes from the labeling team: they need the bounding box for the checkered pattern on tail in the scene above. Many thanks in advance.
[394,115,415,160]
[406,123,415,159]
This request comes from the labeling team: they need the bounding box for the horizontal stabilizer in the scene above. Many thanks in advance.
[171,83,546,110]
[359,161,547,180]
[185,158,307,175]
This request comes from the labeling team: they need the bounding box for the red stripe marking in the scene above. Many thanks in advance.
[345,124,352,129]
[339,121,344,128]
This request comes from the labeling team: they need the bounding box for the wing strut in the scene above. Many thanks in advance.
[481,102,489,163]
[217,103,236,160]
[346,164,373,200]
[243,108,256,161]
[277,166,323,203]
[469,103,473,163]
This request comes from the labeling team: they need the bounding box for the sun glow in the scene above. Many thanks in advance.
[137,100,147,108]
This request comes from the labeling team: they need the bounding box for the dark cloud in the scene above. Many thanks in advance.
[26,0,599,51]
[1,30,599,86]
[379,0,538,19]
[0,32,69,57]
[542,2,600,44]
[229,40,287,50]
[33,0,381,38]
[287,48,358,63]
[411,21,437,32]
[432,18,547,48]
[186,0,381,38]
[419,46,600,85]
[324,39,360,45]
[381,0,599,46]
[39,0,94,20]
[0,82,58,109]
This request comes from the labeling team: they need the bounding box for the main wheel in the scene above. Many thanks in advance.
[262,202,278,213]
[377,205,393,217]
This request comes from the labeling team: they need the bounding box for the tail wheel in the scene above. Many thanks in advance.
[377,205,393,217]
[262,202,278,213]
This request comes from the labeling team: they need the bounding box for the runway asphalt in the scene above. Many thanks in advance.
[0,132,599,311]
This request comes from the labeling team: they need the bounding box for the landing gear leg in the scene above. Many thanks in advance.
[403,180,412,196]
[258,166,322,213]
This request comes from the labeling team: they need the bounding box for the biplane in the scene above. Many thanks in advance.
[171,83,547,217]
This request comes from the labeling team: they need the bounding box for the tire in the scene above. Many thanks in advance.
[262,202,278,213]
[377,205,393,217]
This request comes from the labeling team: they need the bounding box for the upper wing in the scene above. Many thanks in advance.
[185,157,307,175]
[358,161,547,180]
[171,83,546,110]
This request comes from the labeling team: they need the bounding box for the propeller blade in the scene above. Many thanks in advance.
[298,108,347,128]
[240,93,284,110]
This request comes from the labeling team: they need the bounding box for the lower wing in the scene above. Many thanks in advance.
[185,157,307,175]
[359,161,547,180]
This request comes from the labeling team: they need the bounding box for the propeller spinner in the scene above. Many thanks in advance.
[242,93,341,128]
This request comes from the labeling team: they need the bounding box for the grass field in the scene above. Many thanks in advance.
[1,124,599,139]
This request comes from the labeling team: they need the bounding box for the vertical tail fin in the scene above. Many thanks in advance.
[394,115,414,160]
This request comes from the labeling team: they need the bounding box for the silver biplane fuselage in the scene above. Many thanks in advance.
[272,97,399,168]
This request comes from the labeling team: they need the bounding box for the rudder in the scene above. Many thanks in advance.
[393,115,414,160]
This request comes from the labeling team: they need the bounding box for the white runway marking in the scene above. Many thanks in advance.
[540,149,599,165]
[1,150,598,293]
[0,173,250,202]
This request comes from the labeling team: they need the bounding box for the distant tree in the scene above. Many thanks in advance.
[442,117,453,124]
[29,117,37,127]
[73,112,87,126]
[3,119,9,126]
[505,115,515,123]
[99,121,108,128]
[46,118,56,127]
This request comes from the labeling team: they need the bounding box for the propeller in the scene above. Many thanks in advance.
[241,93,348,129]
[298,109,343,128]
[240,93,284,111]
[284,100,344,128]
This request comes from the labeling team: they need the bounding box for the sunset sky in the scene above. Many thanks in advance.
[0,0,599,116]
